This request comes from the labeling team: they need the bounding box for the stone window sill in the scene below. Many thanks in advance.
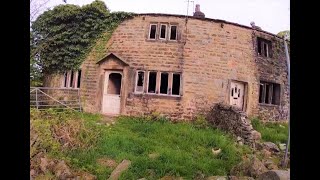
[259,103,280,107]
[145,39,180,43]
[133,93,181,100]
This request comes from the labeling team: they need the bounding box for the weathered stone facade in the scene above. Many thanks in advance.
[47,13,289,122]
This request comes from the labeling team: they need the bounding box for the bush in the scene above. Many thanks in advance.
[30,109,104,157]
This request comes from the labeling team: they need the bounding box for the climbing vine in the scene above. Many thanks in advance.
[31,0,134,76]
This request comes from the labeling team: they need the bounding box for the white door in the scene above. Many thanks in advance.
[229,81,245,110]
[102,72,122,115]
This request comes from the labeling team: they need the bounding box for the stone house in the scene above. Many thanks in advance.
[45,6,289,121]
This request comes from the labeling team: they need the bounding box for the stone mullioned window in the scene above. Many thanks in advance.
[134,70,181,97]
[148,23,178,41]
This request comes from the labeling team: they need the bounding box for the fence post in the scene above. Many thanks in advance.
[35,88,39,109]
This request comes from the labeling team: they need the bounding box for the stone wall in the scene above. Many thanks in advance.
[253,31,289,121]
[206,103,258,146]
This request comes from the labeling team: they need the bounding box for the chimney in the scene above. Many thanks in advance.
[193,4,205,18]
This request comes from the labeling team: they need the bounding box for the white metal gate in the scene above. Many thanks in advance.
[30,87,82,111]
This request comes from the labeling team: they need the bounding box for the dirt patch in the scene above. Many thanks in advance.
[97,158,118,168]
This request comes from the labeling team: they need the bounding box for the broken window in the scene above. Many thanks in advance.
[63,70,81,88]
[160,72,169,94]
[148,72,157,93]
[259,81,280,105]
[257,37,272,58]
[160,24,167,39]
[135,71,144,93]
[172,73,181,95]
[170,25,177,40]
[149,24,157,39]
[107,73,122,95]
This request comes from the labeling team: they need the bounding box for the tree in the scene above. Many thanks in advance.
[30,0,133,77]
[277,30,290,40]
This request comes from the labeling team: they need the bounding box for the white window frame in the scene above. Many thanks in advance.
[149,24,158,40]
[147,71,157,94]
[134,70,145,93]
[169,25,178,41]
[171,73,181,96]
[159,72,169,95]
[159,24,167,40]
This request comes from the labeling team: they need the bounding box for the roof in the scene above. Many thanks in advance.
[136,13,284,40]
[96,52,130,66]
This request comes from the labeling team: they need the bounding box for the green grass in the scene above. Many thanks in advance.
[31,109,251,179]
[68,116,251,179]
[251,117,289,144]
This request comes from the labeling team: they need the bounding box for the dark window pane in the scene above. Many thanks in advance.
[170,26,177,40]
[149,25,157,39]
[70,71,74,88]
[172,74,180,95]
[160,73,168,94]
[259,84,264,103]
[160,25,166,39]
[77,70,81,88]
[107,73,122,95]
[64,72,68,87]
[148,72,157,93]
[136,71,144,92]
[264,43,268,57]
[257,38,262,54]
[265,83,270,104]
[272,84,281,105]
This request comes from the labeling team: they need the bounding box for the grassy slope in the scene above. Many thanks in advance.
[33,110,251,179]
[251,118,289,144]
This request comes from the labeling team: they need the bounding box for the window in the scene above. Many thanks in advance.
[172,73,181,95]
[160,72,169,94]
[135,71,145,93]
[147,23,178,41]
[135,71,182,96]
[170,25,177,40]
[63,70,81,88]
[69,71,74,88]
[64,72,68,87]
[160,24,167,39]
[257,37,272,58]
[259,81,280,105]
[148,72,157,93]
[77,70,81,88]
[149,24,157,39]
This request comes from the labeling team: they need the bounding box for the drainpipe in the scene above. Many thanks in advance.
[282,33,290,168]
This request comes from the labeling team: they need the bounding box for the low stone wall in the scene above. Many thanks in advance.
[206,103,259,147]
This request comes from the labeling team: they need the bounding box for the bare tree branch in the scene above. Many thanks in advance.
[30,0,50,22]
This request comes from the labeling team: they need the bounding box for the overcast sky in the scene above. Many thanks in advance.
[39,0,289,34]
